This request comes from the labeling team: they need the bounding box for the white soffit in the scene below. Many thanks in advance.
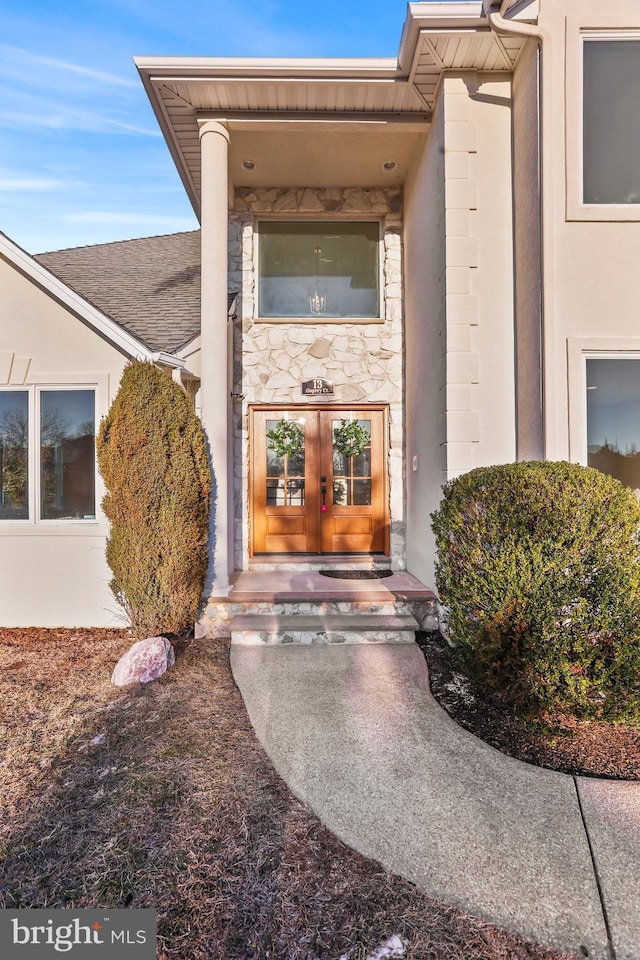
[137,59,429,211]
[410,29,521,109]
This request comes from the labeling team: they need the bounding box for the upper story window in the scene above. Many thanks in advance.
[583,38,640,205]
[0,387,96,522]
[257,221,380,320]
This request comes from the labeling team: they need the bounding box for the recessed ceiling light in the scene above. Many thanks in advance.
[241,159,256,171]
[383,160,397,172]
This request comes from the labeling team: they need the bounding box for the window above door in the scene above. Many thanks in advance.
[257,220,382,321]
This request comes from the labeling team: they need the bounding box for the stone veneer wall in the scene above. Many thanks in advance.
[228,187,405,570]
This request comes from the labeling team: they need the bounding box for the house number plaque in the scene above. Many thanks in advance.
[301,378,334,397]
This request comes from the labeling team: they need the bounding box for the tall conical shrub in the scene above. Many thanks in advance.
[97,361,211,637]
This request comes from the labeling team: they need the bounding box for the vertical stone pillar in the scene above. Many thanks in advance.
[198,120,231,595]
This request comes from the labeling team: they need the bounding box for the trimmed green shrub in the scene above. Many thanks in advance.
[431,461,640,722]
[97,361,211,637]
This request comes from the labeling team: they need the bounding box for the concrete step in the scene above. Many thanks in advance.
[226,569,436,604]
[230,613,419,646]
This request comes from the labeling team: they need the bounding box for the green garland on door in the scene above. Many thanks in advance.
[333,419,370,457]
[266,419,305,458]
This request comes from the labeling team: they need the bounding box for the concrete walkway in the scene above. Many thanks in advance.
[230,643,640,960]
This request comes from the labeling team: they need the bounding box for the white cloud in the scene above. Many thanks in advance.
[34,54,138,88]
[0,176,70,191]
[0,44,137,89]
[0,106,160,137]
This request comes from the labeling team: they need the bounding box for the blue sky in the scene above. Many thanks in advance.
[1,0,414,254]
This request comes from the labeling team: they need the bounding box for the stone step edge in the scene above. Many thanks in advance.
[230,613,419,632]
[226,589,436,603]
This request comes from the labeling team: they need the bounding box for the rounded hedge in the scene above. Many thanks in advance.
[97,361,211,638]
[431,461,640,722]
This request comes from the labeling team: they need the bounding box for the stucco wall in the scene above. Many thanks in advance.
[454,76,515,477]
[403,75,516,588]
[227,188,405,570]
[0,257,128,627]
[512,39,543,460]
[535,0,640,462]
[404,105,445,586]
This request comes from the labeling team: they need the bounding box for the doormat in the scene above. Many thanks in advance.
[319,569,393,579]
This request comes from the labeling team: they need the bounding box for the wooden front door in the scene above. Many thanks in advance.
[251,406,388,555]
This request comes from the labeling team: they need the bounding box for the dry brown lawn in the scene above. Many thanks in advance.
[0,629,573,960]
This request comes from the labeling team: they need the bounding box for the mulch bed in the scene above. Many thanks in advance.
[416,631,640,781]
[0,627,574,960]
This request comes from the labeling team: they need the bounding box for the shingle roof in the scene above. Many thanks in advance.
[35,231,201,354]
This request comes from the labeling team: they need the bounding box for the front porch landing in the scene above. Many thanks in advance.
[196,569,438,642]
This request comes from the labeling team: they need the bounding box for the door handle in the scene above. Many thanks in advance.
[321,482,327,512]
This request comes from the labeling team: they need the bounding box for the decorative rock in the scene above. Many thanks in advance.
[299,188,325,212]
[273,189,298,211]
[111,637,175,687]
[340,383,366,402]
[308,337,332,359]
[319,187,343,203]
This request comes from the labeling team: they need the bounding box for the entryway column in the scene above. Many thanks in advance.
[198,119,232,595]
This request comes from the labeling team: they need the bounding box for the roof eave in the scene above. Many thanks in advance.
[398,2,486,72]
[134,56,403,80]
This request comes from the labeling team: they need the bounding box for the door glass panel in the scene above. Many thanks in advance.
[586,359,640,489]
[265,418,305,506]
[332,419,372,506]
[352,449,371,477]
[353,480,372,506]
[332,450,348,476]
[266,448,284,478]
[332,477,348,505]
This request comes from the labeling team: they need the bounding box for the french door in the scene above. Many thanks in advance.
[250,406,389,554]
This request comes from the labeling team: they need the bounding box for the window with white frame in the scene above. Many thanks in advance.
[0,388,96,521]
[586,358,640,489]
[257,220,381,320]
[583,38,640,205]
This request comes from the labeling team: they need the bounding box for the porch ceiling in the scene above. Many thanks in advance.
[136,3,525,217]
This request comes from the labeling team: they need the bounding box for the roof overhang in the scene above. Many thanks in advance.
[136,1,529,218]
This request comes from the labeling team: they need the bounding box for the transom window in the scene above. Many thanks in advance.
[0,388,96,522]
[583,39,640,205]
[258,220,380,320]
